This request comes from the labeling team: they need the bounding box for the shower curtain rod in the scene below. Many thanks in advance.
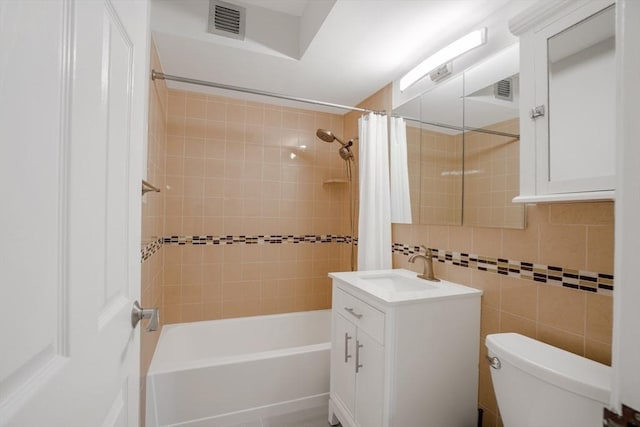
[400,115,520,140]
[151,70,385,115]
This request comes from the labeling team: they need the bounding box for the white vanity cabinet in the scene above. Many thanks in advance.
[328,269,482,427]
[331,292,385,427]
[510,0,616,203]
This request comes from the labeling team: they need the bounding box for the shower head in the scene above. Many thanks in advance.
[316,129,346,146]
[316,128,354,161]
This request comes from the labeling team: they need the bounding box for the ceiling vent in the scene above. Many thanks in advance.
[208,0,246,41]
[494,78,513,101]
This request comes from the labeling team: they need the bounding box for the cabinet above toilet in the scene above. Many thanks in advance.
[510,0,616,203]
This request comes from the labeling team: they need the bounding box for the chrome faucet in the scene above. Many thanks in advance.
[408,245,440,282]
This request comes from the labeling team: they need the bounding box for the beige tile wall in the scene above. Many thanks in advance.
[352,83,614,427]
[140,39,167,427]
[161,242,347,322]
[162,89,352,323]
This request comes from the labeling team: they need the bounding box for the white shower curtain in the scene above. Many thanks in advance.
[389,117,412,224]
[357,113,392,271]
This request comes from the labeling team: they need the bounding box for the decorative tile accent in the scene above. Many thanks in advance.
[141,234,353,263]
[141,236,614,295]
[162,234,352,245]
[392,243,614,295]
[141,237,163,262]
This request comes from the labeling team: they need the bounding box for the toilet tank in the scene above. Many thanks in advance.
[486,333,610,427]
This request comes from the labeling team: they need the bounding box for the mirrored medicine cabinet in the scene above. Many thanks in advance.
[512,1,615,202]
[392,45,526,229]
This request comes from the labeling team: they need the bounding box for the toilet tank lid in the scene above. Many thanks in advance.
[486,333,610,404]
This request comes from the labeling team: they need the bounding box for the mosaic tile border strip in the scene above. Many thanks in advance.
[392,243,614,295]
[141,234,352,263]
[141,237,163,262]
[140,235,614,295]
[162,234,352,245]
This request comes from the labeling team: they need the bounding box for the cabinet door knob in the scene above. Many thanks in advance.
[530,105,545,119]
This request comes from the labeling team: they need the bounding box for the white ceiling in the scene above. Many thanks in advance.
[151,0,527,111]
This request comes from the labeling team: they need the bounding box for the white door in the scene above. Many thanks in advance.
[0,0,149,426]
[612,0,640,414]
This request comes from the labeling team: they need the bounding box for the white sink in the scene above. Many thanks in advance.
[329,269,482,304]
[359,273,437,292]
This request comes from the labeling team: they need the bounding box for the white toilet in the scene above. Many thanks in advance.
[485,333,610,427]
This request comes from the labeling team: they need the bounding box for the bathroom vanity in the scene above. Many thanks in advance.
[328,269,482,427]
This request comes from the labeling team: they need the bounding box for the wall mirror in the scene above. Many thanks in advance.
[546,4,615,189]
[393,74,464,226]
[392,45,526,229]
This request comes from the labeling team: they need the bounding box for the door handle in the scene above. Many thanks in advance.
[131,300,160,332]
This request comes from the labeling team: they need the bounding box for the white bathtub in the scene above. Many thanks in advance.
[145,310,331,427]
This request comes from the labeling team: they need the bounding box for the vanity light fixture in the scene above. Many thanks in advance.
[399,28,487,91]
